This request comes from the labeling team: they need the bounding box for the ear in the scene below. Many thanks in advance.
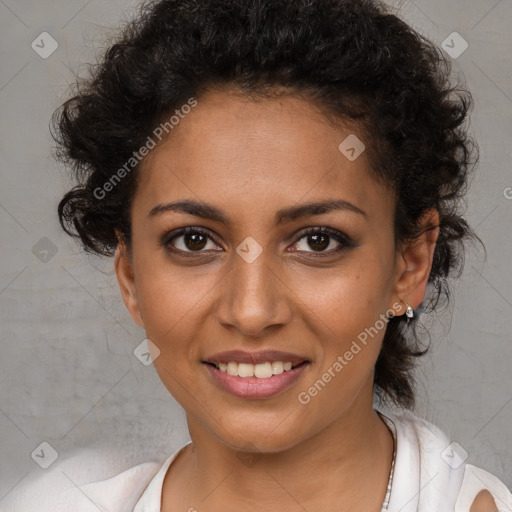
[392,208,440,315]
[114,235,144,328]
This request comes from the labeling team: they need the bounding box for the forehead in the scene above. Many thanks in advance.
[134,89,394,226]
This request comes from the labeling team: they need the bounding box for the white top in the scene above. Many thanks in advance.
[3,406,511,512]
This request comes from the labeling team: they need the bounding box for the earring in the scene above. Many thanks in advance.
[400,298,414,319]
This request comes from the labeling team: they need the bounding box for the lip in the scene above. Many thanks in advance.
[203,360,310,399]
[203,349,309,366]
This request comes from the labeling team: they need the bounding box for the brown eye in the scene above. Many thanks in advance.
[292,228,346,253]
[181,232,208,251]
[163,228,222,253]
[305,233,331,251]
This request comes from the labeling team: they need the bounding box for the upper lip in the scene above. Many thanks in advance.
[203,350,309,366]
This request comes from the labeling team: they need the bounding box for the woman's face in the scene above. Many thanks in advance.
[116,89,424,452]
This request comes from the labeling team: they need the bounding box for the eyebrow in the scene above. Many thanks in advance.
[147,198,368,224]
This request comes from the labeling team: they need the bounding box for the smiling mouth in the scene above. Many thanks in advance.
[203,360,309,379]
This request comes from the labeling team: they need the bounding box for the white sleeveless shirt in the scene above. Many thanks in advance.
[3,407,511,512]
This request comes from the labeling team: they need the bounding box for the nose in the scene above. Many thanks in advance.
[215,250,293,337]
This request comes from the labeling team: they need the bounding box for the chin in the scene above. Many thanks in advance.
[209,413,307,454]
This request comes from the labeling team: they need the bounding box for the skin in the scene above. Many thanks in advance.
[114,88,489,512]
[470,490,498,512]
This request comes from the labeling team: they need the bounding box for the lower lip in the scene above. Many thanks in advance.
[203,362,309,399]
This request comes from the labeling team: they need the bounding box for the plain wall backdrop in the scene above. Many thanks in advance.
[1,0,511,503]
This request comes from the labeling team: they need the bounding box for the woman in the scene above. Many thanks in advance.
[8,0,511,510]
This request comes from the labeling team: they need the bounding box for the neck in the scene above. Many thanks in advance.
[163,385,394,512]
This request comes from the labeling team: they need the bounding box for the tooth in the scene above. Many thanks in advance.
[271,361,284,374]
[227,362,238,376]
[238,363,254,377]
[254,362,273,378]
[220,361,297,378]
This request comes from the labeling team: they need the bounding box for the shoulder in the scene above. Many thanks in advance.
[469,490,498,512]
[75,459,164,511]
[376,405,512,512]
[1,451,163,512]
[456,464,512,512]
[401,410,512,511]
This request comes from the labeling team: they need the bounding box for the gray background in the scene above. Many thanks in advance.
[0,0,511,504]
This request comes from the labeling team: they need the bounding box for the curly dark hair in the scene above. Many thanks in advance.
[54,0,480,409]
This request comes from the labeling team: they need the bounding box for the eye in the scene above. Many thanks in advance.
[289,227,352,255]
[161,226,355,257]
[162,227,222,253]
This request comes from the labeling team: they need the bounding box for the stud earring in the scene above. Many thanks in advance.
[399,298,414,319]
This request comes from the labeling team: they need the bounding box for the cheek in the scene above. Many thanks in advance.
[293,259,391,395]
[135,256,219,336]
[294,257,391,341]
[136,269,213,404]
[133,257,228,401]
[295,293,386,430]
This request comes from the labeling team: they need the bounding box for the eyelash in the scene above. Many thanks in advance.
[160,226,356,258]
